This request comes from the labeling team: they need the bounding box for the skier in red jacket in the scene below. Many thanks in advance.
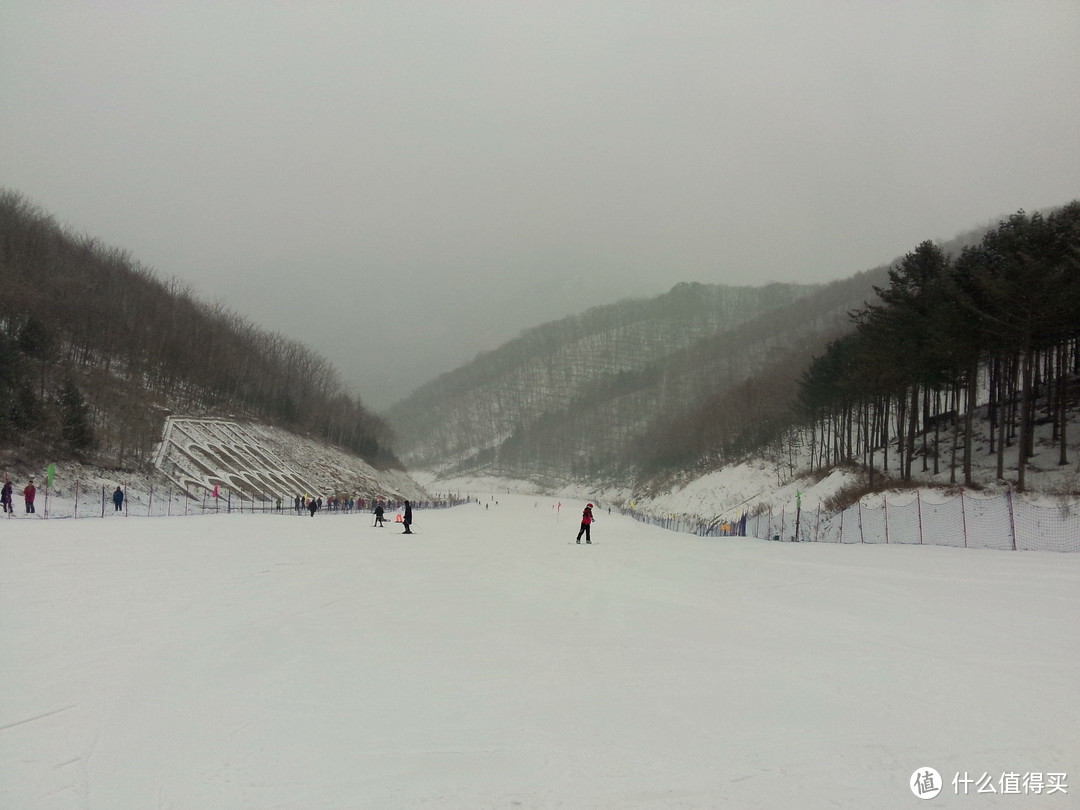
[576,503,594,544]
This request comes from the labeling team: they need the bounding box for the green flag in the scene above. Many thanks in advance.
[46,463,55,488]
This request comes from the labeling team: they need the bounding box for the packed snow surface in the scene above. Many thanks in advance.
[2,495,1077,809]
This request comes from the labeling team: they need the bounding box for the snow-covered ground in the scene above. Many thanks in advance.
[3,494,1076,809]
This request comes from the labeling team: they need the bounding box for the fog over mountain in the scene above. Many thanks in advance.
[3,2,1079,409]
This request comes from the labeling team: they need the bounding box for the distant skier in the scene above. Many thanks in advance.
[23,480,36,514]
[373,504,385,527]
[308,496,319,517]
[402,500,413,534]
[1,475,12,515]
[113,486,124,512]
[576,503,594,544]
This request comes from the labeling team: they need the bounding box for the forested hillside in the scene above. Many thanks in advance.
[795,204,1080,492]
[391,206,1080,493]
[0,190,396,471]
[6,184,1074,500]
[388,281,827,480]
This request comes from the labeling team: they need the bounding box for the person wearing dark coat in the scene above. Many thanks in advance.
[113,486,124,512]
[576,503,594,544]
[1,476,12,515]
[23,480,36,514]
[373,504,385,527]
[402,500,413,534]
[308,497,318,517]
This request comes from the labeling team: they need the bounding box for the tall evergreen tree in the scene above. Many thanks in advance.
[58,379,95,453]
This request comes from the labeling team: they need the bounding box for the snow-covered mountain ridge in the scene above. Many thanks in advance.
[389,280,838,478]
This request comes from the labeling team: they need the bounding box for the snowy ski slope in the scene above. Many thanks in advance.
[2,494,1076,808]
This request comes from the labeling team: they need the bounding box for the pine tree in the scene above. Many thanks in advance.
[58,379,95,453]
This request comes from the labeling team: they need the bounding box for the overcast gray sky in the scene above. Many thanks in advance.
[3,2,1079,410]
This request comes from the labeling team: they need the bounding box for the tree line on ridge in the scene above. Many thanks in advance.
[798,203,1080,492]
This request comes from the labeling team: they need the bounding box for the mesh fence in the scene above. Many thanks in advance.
[626,491,1079,553]
[16,482,468,521]
[25,481,1078,552]
[1015,500,1079,552]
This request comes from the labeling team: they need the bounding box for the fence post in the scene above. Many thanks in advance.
[960,489,968,548]
[883,494,889,544]
[148,485,153,517]
[1006,488,1017,551]
[794,496,802,542]
[74,480,80,519]
[101,485,106,518]
[858,500,864,544]
[916,491,923,544]
[838,506,844,543]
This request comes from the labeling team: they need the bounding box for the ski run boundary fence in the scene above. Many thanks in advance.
[13,483,469,521]
[13,483,1078,552]
[624,490,1079,553]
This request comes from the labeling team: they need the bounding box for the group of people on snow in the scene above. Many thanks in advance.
[2,476,36,515]
[372,500,412,533]
[3,475,590,544]
[291,494,404,518]
[2,478,124,517]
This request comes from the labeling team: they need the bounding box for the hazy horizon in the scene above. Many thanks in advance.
[3,2,1079,410]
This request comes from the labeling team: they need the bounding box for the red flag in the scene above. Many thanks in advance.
[212,485,219,499]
